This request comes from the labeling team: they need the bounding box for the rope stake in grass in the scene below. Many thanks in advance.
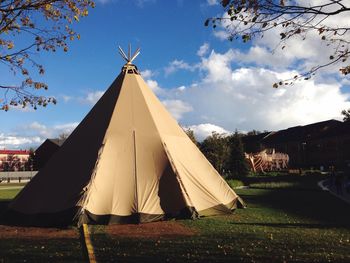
[82,223,97,263]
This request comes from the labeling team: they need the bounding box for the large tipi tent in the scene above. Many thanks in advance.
[6,47,244,226]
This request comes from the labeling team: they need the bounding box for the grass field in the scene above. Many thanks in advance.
[0,177,349,262]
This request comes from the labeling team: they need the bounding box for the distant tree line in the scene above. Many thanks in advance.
[185,129,250,179]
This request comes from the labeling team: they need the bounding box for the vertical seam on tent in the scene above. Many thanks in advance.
[133,130,139,213]
[131,76,139,214]
[162,142,195,209]
[75,143,105,224]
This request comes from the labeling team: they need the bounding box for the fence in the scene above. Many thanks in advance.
[0,171,38,183]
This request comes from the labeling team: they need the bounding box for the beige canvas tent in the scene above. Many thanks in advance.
[6,48,243,226]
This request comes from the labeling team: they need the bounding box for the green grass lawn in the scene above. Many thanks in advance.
[0,177,349,262]
[90,187,350,263]
[0,187,83,262]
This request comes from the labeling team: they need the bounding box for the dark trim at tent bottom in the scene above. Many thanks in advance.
[80,206,199,225]
[1,206,198,227]
[2,199,242,227]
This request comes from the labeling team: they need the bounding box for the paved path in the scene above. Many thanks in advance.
[319,179,350,204]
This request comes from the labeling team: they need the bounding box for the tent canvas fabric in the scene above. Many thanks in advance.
[6,63,244,226]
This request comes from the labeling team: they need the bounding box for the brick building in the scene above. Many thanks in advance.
[242,120,350,170]
[0,150,31,171]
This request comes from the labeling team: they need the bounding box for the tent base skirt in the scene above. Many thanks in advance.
[80,211,165,225]
[80,206,200,225]
[2,201,239,227]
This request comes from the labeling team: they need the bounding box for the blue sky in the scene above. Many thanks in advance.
[1,0,350,148]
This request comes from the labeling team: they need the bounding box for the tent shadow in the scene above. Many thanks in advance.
[0,199,75,228]
[229,222,349,229]
[0,199,13,225]
[238,188,350,227]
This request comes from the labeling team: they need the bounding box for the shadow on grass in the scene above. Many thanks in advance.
[0,199,10,210]
[0,199,11,224]
[0,237,83,262]
[238,188,350,226]
[230,222,349,229]
[240,174,327,189]
[0,199,85,262]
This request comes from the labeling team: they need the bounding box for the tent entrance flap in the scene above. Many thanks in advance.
[161,142,199,219]
[161,135,241,217]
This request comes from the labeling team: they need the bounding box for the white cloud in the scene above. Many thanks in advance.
[53,123,79,136]
[163,48,350,132]
[341,78,350,86]
[0,133,42,149]
[213,30,230,41]
[197,43,210,57]
[146,79,164,95]
[24,121,78,139]
[96,0,110,4]
[95,0,157,6]
[141,69,165,95]
[164,59,196,76]
[186,123,230,141]
[161,99,193,120]
[61,95,72,103]
[141,69,155,79]
[177,85,186,91]
[135,0,156,8]
[207,0,218,6]
[212,6,350,76]
[201,49,235,84]
[80,91,104,105]
[0,121,79,149]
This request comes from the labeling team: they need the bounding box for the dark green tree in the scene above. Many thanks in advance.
[200,132,229,174]
[225,131,249,179]
[25,148,36,171]
[341,109,350,122]
[247,130,261,136]
[2,154,21,171]
[184,128,198,146]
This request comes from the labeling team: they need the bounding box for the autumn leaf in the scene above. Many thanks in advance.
[221,0,230,8]
[7,42,14,49]
[242,34,250,42]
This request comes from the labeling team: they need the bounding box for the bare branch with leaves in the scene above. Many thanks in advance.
[0,0,95,111]
[341,108,350,121]
[205,0,350,87]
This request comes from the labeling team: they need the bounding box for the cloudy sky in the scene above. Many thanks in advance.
[1,0,350,148]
